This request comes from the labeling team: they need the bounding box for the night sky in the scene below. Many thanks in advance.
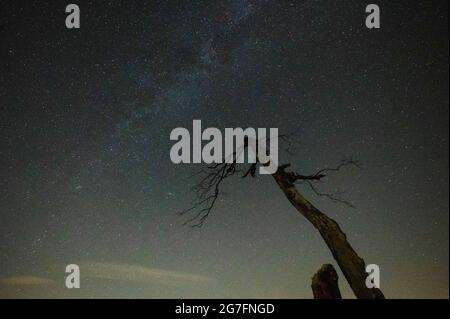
[0,0,448,298]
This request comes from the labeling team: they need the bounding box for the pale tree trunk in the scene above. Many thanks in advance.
[273,170,385,299]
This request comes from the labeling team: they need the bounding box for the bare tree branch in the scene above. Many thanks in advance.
[180,161,237,227]
[306,181,355,208]
[177,134,384,298]
[180,134,359,226]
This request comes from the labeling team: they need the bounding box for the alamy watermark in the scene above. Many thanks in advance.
[365,264,381,289]
[169,120,279,175]
[64,4,380,30]
[65,264,80,289]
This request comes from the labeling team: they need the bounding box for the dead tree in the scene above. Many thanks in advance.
[311,264,342,299]
[179,136,385,299]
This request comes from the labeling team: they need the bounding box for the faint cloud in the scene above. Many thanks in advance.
[81,262,214,286]
[0,276,54,286]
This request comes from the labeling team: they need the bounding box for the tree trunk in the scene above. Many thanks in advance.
[273,170,385,299]
[311,264,342,299]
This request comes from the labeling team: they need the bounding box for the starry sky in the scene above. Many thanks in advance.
[0,0,448,298]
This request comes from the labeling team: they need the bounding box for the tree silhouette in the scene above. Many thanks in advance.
[180,135,385,299]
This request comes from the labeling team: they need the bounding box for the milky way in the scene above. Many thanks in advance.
[0,0,448,298]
